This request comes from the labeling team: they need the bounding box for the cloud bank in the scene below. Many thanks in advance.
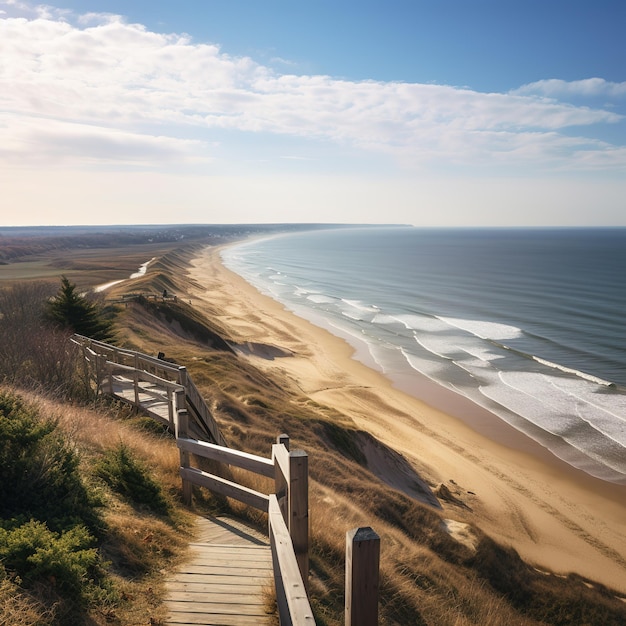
[1,3,625,175]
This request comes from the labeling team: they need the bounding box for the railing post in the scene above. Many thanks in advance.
[166,388,174,431]
[289,449,309,589]
[178,365,188,388]
[345,527,380,626]
[176,409,192,506]
[172,388,185,433]
[133,354,140,406]
[106,357,114,395]
[272,435,309,587]
[95,354,108,394]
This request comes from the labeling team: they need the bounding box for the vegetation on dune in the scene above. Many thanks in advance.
[46,275,116,342]
[0,281,87,398]
[0,389,191,626]
[1,236,626,625]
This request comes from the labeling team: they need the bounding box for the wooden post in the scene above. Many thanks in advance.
[289,449,309,588]
[96,354,108,394]
[345,527,380,626]
[272,435,309,586]
[166,388,174,432]
[178,365,188,388]
[107,359,114,395]
[176,409,192,506]
[174,388,186,419]
[133,354,140,406]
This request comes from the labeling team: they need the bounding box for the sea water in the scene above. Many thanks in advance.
[221,227,626,484]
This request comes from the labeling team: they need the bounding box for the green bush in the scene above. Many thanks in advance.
[94,443,170,515]
[46,276,115,342]
[0,521,99,598]
[0,392,101,534]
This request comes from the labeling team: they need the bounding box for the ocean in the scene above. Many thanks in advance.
[221,227,626,485]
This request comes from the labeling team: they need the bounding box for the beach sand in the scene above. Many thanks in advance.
[188,245,626,594]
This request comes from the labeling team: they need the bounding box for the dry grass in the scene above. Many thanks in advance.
[0,579,57,626]
[1,389,197,626]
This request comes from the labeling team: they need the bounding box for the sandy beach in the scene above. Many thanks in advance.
[188,244,626,594]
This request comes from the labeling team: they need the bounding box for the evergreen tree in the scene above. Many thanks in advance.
[46,276,115,341]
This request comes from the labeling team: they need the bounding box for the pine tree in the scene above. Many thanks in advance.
[47,276,115,341]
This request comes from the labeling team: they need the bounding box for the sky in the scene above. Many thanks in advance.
[1,0,625,227]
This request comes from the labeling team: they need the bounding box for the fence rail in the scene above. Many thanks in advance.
[73,335,380,625]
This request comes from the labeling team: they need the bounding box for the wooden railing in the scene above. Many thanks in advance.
[73,335,381,625]
[176,407,313,624]
[72,334,317,625]
[71,335,222,443]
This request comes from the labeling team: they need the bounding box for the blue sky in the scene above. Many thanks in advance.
[1,0,625,226]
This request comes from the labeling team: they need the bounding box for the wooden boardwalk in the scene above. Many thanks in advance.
[164,515,275,626]
[109,374,172,423]
[72,336,316,624]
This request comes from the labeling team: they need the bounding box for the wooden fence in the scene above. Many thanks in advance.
[72,334,380,625]
[177,410,314,625]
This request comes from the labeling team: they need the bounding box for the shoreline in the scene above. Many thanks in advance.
[221,241,626,491]
[188,243,626,593]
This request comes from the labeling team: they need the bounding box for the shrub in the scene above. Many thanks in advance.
[0,521,99,599]
[0,392,101,534]
[94,443,170,516]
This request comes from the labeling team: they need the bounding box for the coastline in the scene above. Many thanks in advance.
[188,243,626,593]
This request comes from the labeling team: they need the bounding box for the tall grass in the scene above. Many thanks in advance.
[0,389,193,625]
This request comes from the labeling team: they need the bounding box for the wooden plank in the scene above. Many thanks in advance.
[165,614,265,625]
[188,542,269,551]
[186,552,271,565]
[188,543,269,552]
[178,437,275,478]
[174,567,270,579]
[180,467,270,512]
[167,588,267,598]
[167,601,268,615]
[167,573,270,586]
[176,561,271,573]
[268,495,315,625]
[165,583,268,595]
[177,553,270,565]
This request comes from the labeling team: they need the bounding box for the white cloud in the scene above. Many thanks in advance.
[0,3,624,175]
[513,78,626,99]
[0,114,212,167]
